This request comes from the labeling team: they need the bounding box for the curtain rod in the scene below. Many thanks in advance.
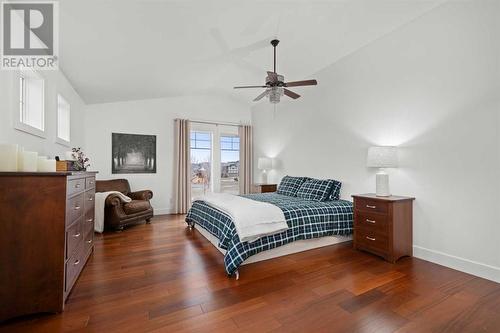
[189,119,246,127]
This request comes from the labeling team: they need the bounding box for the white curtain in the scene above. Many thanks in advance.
[239,125,253,194]
[174,119,191,214]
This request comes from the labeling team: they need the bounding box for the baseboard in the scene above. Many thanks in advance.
[153,207,175,215]
[413,245,500,283]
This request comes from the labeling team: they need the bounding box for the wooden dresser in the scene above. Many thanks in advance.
[352,193,414,263]
[252,183,277,193]
[0,171,97,322]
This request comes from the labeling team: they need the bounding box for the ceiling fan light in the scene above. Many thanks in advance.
[269,87,283,104]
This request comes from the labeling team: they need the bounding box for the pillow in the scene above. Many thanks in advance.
[296,178,337,202]
[328,180,342,200]
[277,176,309,197]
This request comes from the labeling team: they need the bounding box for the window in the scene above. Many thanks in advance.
[57,94,71,144]
[189,124,240,199]
[17,70,45,137]
[190,131,212,198]
[220,135,240,194]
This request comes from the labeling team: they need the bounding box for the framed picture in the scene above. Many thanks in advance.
[112,133,156,174]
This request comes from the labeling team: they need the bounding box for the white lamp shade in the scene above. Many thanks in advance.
[367,146,398,168]
[258,157,272,170]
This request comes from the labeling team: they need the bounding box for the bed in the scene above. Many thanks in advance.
[185,192,353,277]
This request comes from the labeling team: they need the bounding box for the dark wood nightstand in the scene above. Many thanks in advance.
[252,183,277,193]
[352,193,415,263]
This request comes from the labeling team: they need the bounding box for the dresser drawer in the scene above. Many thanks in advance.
[355,198,389,215]
[84,210,95,236]
[67,178,85,197]
[84,228,94,255]
[84,191,95,213]
[355,211,388,231]
[66,218,83,259]
[355,226,389,255]
[67,193,84,224]
[65,246,84,293]
[85,177,96,190]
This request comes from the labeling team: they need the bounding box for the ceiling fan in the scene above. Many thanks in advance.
[234,39,318,103]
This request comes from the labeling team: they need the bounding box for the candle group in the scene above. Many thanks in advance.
[0,144,56,172]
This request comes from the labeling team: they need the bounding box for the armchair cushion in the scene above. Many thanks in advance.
[123,200,151,215]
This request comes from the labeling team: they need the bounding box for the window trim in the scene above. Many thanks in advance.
[14,69,46,139]
[55,93,71,147]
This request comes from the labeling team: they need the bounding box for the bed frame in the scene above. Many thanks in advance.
[189,223,352,279]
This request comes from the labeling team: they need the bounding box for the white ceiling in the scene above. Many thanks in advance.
[59,0,443,104]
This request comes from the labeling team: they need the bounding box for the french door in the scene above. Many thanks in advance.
[190,123,240,199]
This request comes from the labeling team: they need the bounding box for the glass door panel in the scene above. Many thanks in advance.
[220,135,240,194]
[190,131,212,198]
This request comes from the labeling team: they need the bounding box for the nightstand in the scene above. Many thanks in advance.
[352,193,415,263]
[252,183,277,193]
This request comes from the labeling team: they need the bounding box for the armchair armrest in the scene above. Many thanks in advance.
[105,193,125,207]
[128,190,153,201]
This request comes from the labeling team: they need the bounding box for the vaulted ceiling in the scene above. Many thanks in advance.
[59,0,443,104]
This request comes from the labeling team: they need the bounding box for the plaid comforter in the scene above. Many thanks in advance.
[185,193,353,275]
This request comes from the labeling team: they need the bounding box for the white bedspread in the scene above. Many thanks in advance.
[198,193,288,242]
[94,191,131,233]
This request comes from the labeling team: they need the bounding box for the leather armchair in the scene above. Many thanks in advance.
[96,179,154,231]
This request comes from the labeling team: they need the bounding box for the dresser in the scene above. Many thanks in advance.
[352,194,414,263]
[0,171,97,322]
[252,183,277,193]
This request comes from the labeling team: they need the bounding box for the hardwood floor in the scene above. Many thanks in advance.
[2,214,499,332]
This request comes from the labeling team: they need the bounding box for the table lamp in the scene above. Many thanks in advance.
[367,146,398,196]
[258,157,272,184]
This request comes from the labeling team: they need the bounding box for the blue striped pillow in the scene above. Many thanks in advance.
[296,178,337,202]
[277,176,309,197]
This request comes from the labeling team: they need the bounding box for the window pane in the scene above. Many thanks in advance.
[220,135,239,194]
[20,72,44,131]
[191,131,212,198]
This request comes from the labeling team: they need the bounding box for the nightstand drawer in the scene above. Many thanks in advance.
[355,211,388,231]
[356,226,389,254]
[355,198,388,215]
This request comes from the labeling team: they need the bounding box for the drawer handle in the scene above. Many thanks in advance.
[87,239,92,244]
[75,183,81,188]
[89,197,93,201]
[74,260,80,266]
[366,236,376,241]
[366,205,376,209]
[366,219,376,224]
[87,218,94,222]
[89,181,94,185]
[73,233,81,238]
[75,206,81,210]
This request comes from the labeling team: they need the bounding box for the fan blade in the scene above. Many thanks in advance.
[284,89,300,99]
[284,79,318,87]
[253,90,269,101]
[267,71,278,82]
[234,85,267,89]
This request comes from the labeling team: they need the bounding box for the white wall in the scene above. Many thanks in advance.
[0,70,86,157]
[252,1,500,282]
[84,95,251,214]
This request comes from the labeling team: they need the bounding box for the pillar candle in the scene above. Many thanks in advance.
[37,156,47,172]
[19,151,38,172]
[0,144,19,172]
[37,157,56,172]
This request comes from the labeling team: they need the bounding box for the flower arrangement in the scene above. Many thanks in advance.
[71,147,90,171]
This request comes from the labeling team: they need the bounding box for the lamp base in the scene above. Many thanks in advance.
[376,171,390,197]
[259,170,268,184]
